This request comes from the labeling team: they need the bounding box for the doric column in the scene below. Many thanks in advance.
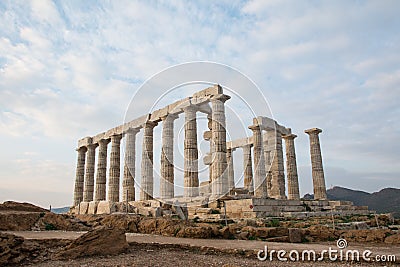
[95,139,110,201]
[263,138,273,193]
[73,146,87,206]
[160,114,178,199]
[184,106,199,197]
[249,123,267,198]
[123,128,139,202]
[140,121,158,201]
[211,94,230,198]
[305,128,327,200]
[108,134,122,202]
[242,144,253,193]
[269,130,286,199]
[83,142,98,202]
[226,148,235,194]
[282,134,300,200]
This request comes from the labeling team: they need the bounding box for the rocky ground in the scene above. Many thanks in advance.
[1,201,399,266]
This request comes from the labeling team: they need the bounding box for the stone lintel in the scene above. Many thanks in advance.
[92,132,108,144]
[192,84,223,98]
[227,136,253,149]
[305,127,322,135]
[256,116,291,135]
[149,106,168,122]
[105,125,124,139]
[195,103,212,114]
[124,114,150,130]
[167,97,191,114]
[78,136,93,148]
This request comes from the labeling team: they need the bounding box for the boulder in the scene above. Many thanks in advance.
[288,228,302,243]
[54,226,129,259]
[385,233,400,244]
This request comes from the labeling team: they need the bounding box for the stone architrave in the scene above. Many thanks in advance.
[282,134,300,200]
[160,114,178,199]
[226,148,235,194]
[211,94,230,198]
[305,128,327,200]
[249,123,267,198]
[123,128,139,202]
[73,147,87,206]
[242,144,254,193]
[95,139,110,201]
[83,143,98,202]
[183,106,199,197]
[108,134,122,202]
[140,121,158,201]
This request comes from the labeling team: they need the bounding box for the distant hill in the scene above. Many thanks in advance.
[51,206,70,214]
[304,186,400,218]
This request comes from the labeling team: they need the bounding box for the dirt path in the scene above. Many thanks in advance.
[4,231,399,266]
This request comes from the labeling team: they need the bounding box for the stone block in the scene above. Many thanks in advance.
[96,201,117,214]
[149,107,168,122]
[78,137,92,148]
[192,85,222,98]
[167,97,190,114]
[92,132,107,144]
[203,130,212,140]
[87,201,99,214]
[125,114,150,130]
[79,201,89,214]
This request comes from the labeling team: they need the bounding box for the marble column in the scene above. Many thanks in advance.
[123,128,139,202]
[73,146,87,206]
[140,121,158,201]
[282,134,300,200]
[226,148,235,194]
[263,138,273,193]
[83,142,98,202]
[305,128,327,200]
[211,94,230,198]
[242,144,253,193]
[184,106,199,197]
[95,139,110,201]
[160,114,178,199]
[249,123,267,198]
[108,134,122,202]
[269,130,286,199]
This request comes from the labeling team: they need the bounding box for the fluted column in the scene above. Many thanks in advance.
[282,134,300,200]
[305,128,327,200]
[226,148,235,194]
[184,106,199,197]
[73,146,87,206]
[263,138,273,193]
[83,142,98,202]
[249,123,267,198]
[211,94,230,198]
[269,130,286,199]
[95,139,110,201]
[123,128,139,202]
[140,121,158,201]
[160,114,178,199]
[108,134,122,202]
[243,144,253,193]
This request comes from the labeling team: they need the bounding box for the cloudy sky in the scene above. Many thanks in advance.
[0,0,399,208]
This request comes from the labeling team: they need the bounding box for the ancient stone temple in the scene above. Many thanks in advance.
[71,85,370,218]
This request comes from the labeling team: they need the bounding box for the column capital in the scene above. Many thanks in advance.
[211,94,231,103]
[282,133,298,140]
[110,133,122,142]
[305,128,322,135]
[248,124,261,132]
[182,105,198,113]
[76,146,87,153]
[87,143,99,149]
[142,121,158,129]
[98,138,111,146]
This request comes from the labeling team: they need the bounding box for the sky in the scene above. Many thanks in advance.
[0,0,399,208]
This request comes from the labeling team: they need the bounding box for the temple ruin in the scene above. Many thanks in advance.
[71,85,370,219]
